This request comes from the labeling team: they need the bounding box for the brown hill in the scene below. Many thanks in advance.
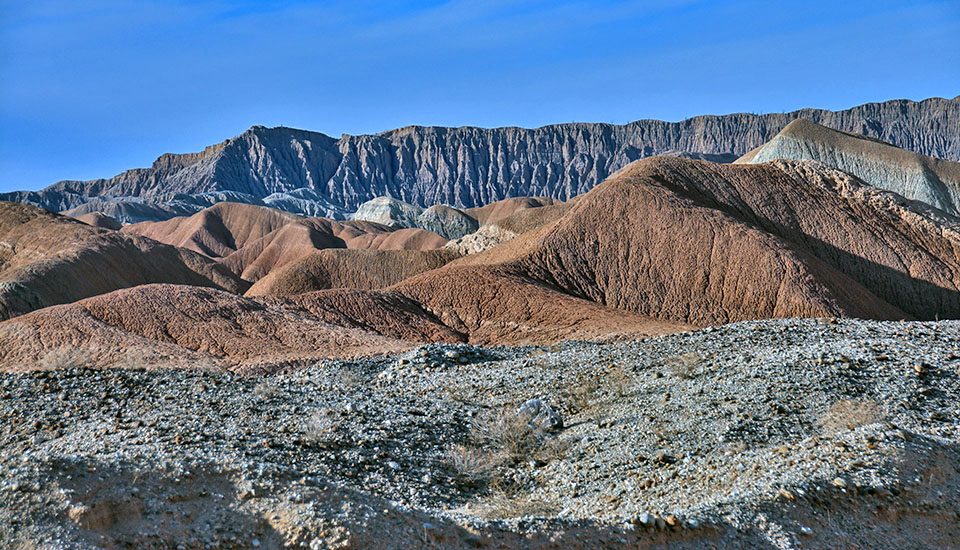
[123,202,300,258]
[126,202,449,282]
[72,211,122,230]
[504,157,960,323]
[246,248,459,297]
[0,202,247,321]
[386,156,960,329]
[220,220,447,282]
[0,284,429,373]
[466,197,558,226]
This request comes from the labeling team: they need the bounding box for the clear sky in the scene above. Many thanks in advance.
[1,0,958,192]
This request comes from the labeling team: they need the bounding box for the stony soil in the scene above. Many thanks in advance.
[2,318,959,549]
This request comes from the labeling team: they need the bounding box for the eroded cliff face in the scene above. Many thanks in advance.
[5,97,959,219]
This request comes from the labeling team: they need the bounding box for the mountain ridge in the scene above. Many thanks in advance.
[3,96,958,222]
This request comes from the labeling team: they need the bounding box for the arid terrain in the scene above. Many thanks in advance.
[2,99,960,549]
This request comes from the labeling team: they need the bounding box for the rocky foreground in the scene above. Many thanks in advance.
[2,318,959,549]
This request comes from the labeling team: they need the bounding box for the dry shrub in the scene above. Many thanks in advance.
[445,444,495,484]
[467,492,558,519]
[818,399,882,434]
[302,410,341,447]
[565,372,600,413]
[38,348,95,370]
[446,407,568,486]
[665,352,701,379]
[253,379,280,400]
[605,364,635,398]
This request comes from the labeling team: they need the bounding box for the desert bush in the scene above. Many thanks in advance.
[253,379,280,400]
[302,410,341,447]
[605,364,635,398]
[818,399,882,434]
[565,372,600,413]
[446,405,568,487]
[38,348,95,370]
[665,352,701,379]
[445,444,495,484]
[467,492,559,519]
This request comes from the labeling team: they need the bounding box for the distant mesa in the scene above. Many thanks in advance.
[1,97,957,225]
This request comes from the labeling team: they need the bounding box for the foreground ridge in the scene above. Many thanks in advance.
[1,319,957,547]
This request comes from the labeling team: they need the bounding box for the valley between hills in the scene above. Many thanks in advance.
[2,98,960,549]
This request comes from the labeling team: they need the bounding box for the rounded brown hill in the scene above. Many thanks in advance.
[220,220,447,282]
[126,202,448,282]
[0,202,246,321]
[466,197,558,226]
[246,248,459,296]
[505,157,960,323]
[379,155,960,330]
[72,211,122,230]
[124,202,299,258]
[0,284,460,373]
[250,199,569,297]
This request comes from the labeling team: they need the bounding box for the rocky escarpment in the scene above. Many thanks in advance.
[3,97,958,222]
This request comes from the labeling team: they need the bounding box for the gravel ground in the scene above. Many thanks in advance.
[1,318,959,549]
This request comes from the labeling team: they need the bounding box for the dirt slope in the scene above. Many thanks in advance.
[0,202,247,321]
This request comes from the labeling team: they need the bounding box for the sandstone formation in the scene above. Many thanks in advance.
[737,119,960,216]
[0,202,246,320]
[5,155,960,368]
[3,97,957,222]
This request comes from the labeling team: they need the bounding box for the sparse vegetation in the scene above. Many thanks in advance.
[253,379,280,400]
[446,406,568,489]
[818,399,883,434]
[302,409,342,447]
[665,352,701,379]
[38,348,94,370]
[565,371,600,413]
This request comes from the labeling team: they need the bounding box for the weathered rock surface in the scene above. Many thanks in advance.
[0,202,247,321]
[4,97,957,221]
[738,119,960,215]
[1,319,958,548]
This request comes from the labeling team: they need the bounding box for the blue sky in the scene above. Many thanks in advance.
[1,0,958,192]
